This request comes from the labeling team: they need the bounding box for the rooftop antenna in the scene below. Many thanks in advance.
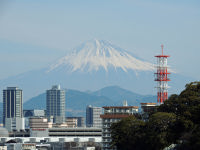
[161,44,164,55]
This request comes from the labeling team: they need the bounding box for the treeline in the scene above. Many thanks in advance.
[111,82,200,150]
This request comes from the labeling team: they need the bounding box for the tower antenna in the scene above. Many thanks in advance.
[155,45,170,103]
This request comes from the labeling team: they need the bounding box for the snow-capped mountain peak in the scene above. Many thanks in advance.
[47,39,154,73]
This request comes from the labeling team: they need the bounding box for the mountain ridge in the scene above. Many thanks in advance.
[0,39,194,101]
[23,86,157,117]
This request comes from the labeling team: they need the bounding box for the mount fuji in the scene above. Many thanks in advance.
[0,39,193,101]
[47,39,154,73]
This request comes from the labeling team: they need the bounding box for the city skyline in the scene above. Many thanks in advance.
[0,0,199,80]
[0,1,199,149]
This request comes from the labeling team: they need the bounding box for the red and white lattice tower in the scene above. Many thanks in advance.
[155,45,170,103]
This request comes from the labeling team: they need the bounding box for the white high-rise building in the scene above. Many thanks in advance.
[46,85,65,123]
[86,105,102,128]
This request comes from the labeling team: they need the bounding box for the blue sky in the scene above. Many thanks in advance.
[0,0,199,79]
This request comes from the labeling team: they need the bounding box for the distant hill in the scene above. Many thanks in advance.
[92,86,153,102]
[23,86,156,117]
[23,89,114,117]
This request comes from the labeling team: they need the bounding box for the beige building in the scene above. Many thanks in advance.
[0,144,7,150]
[29,117,53,129]
[29,117,52,137]
[52,122,68,128]
[52,118,78,128]
[22,143,36,150]
[66,118,78,128]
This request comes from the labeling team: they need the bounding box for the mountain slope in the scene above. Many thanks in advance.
[23,86,156,117]
[23,89,114,117]
[93,86,144,101]
[92,86,157,106]
[23,93,46,110]
[0,39,194,101]
[48,39,154,73]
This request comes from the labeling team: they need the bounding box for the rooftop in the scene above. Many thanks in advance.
[103,106,139,109]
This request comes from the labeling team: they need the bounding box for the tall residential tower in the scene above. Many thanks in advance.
[46,85,65,123]
[3,87,24,131]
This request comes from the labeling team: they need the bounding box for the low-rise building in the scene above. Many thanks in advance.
[0,143,7,150]
[66,117,85,127]
[5,118,25,132]
[23,110,45,129]
[65,118,77,128]
[48,127,102,137]
[5,143,36,150]
[0,128,9,137]
[29,117,52,137]
[52,122,68,128]
[1,138,101,150]
[140,103,157,113]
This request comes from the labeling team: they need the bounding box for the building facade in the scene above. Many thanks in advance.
[48,127,102,137]
[66,117,85,127]
[46,85,65,123]
[5,118,25,132]
[29,117,52,137]
[23,110,45,129]
[3,87,24,131]
[100,105,139,150]
[86,105,102,128]
[65,118,77,128]
[140,103,157,113]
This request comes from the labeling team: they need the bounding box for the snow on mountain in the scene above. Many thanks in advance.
[0,39,194,101]
[47,39,154,73]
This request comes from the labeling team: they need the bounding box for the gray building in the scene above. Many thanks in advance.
[46,85,65,123]
[3,87,24,131]
[86,105,102,128]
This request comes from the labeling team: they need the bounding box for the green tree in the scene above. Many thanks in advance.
[158,81,200,149]
[111,81,200,150]
[145,112,177,150]
[111,116,146,150]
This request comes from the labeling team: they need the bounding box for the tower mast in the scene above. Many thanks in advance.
[155,45,170,103]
